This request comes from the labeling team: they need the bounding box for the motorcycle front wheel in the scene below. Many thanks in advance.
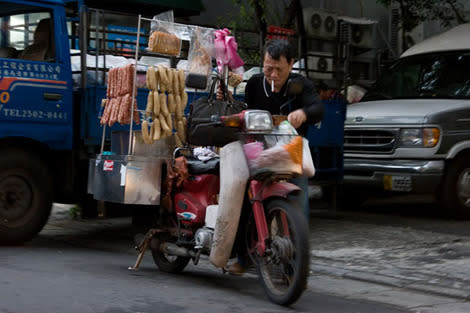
[256,198,310,306]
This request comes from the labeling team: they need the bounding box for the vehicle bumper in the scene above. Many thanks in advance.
[343,159,445,193]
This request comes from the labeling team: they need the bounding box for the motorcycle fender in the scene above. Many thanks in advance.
[260,182,300,200]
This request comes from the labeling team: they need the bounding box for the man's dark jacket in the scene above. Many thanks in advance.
[244,73,324,136]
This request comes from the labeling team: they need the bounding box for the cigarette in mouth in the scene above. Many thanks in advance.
[271,80,274,92]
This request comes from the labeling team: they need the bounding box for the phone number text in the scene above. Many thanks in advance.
[2,108,68,120]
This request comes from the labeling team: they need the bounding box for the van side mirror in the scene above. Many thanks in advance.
[186,73,207,90]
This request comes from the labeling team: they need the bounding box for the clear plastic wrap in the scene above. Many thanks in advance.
[147,11,191,57]
[242,133,303,177]
[187,26,214,76]
[241,121,315,177]
[302,138,315,177]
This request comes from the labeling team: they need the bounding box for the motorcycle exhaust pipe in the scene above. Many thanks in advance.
[151,239,196,258]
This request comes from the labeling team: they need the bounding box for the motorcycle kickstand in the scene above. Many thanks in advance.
[128,229,157,271]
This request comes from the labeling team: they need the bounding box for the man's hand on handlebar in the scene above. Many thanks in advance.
[288,109,307,128]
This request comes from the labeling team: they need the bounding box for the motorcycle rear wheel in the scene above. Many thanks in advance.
[256,198,310,306]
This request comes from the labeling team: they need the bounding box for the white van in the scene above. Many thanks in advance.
[343,23,470,218]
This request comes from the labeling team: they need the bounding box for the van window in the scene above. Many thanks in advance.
[0,3,54,62]
[364,52,470,101]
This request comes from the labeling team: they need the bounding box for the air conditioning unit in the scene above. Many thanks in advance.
[306,51,334,81]
[303,8,337,39]
[339,17,376,49]
[351,24,374,48]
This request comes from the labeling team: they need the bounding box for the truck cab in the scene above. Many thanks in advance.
[0,0,74,244]
[343,23,470,218]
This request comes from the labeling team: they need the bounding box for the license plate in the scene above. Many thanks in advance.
[383,175,412,192]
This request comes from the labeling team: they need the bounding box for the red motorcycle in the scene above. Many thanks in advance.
[131,78,310,306]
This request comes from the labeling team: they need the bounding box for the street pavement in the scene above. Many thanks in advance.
[45,202,470,313]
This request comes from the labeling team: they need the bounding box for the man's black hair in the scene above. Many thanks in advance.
[263,39,295,63]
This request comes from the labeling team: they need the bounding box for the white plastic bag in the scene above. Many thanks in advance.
[302,138,315,177]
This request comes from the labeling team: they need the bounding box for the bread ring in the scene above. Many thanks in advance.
[178,69,185,92]
[160,93,169,116]
[166,68,174,93]
[141,120,152,144]
[172,69,180,95]
[157,65,169,87]
[174,133,183,147]
[146,66,157,90]
[167,93,176,114]
[176,120,185,143]
[159,113,171,133]
[145,91,153,117]
[153,118,161,141]
[165,113,173,133]
[153,91,160,116]
[175,94,183,119]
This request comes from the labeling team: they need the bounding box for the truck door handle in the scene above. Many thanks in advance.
[43,93,62,101]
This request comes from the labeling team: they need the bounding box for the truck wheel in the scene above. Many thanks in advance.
[0,149,53,244]
[440,154,470,219]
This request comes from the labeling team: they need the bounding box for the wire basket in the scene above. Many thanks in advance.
[240,133,303,178]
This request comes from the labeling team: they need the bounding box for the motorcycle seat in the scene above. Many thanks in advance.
[187,157,220,175]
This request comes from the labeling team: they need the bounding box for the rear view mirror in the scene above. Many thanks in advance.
[186,73,207,90]
[287,78,303,96]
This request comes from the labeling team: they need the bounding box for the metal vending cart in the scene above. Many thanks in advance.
[88,15,203,206]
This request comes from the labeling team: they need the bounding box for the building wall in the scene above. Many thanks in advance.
[191,0,469,50]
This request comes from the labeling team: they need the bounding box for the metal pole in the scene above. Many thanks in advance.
[100,124,106,154]
[102,10,106,85]
[79,6,88,88]
[94,9,99,84]
[127,15,141,156]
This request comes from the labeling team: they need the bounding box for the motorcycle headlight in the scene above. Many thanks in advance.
[398,128,440,148]
[244,110,273,131]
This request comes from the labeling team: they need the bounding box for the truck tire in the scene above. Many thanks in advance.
[0,149,53,244]
[440,154,470,219]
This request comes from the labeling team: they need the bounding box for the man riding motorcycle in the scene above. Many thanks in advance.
[215,39,324,275]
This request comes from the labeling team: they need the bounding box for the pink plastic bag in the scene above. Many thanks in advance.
[243,141,264,164]
[214,28,244,72]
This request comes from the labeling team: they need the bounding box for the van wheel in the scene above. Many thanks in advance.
[0,149,53,244]
[440,154,470,219]
[337,186,369,209]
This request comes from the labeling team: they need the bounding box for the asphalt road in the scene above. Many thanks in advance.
[0,207,412,313]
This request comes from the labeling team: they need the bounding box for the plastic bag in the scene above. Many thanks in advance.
[148,11,188,56]
[214,28,244,73]
[187,26,214,76]
[302,138,315,177]
[243,135,303,175]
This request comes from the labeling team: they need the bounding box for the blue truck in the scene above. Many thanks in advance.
[0,0,204,244]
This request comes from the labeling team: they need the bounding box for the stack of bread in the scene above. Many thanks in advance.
[141,65,188,146]
[148,31,181,56]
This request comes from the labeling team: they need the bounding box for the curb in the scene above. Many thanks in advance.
[311,262,470,301]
